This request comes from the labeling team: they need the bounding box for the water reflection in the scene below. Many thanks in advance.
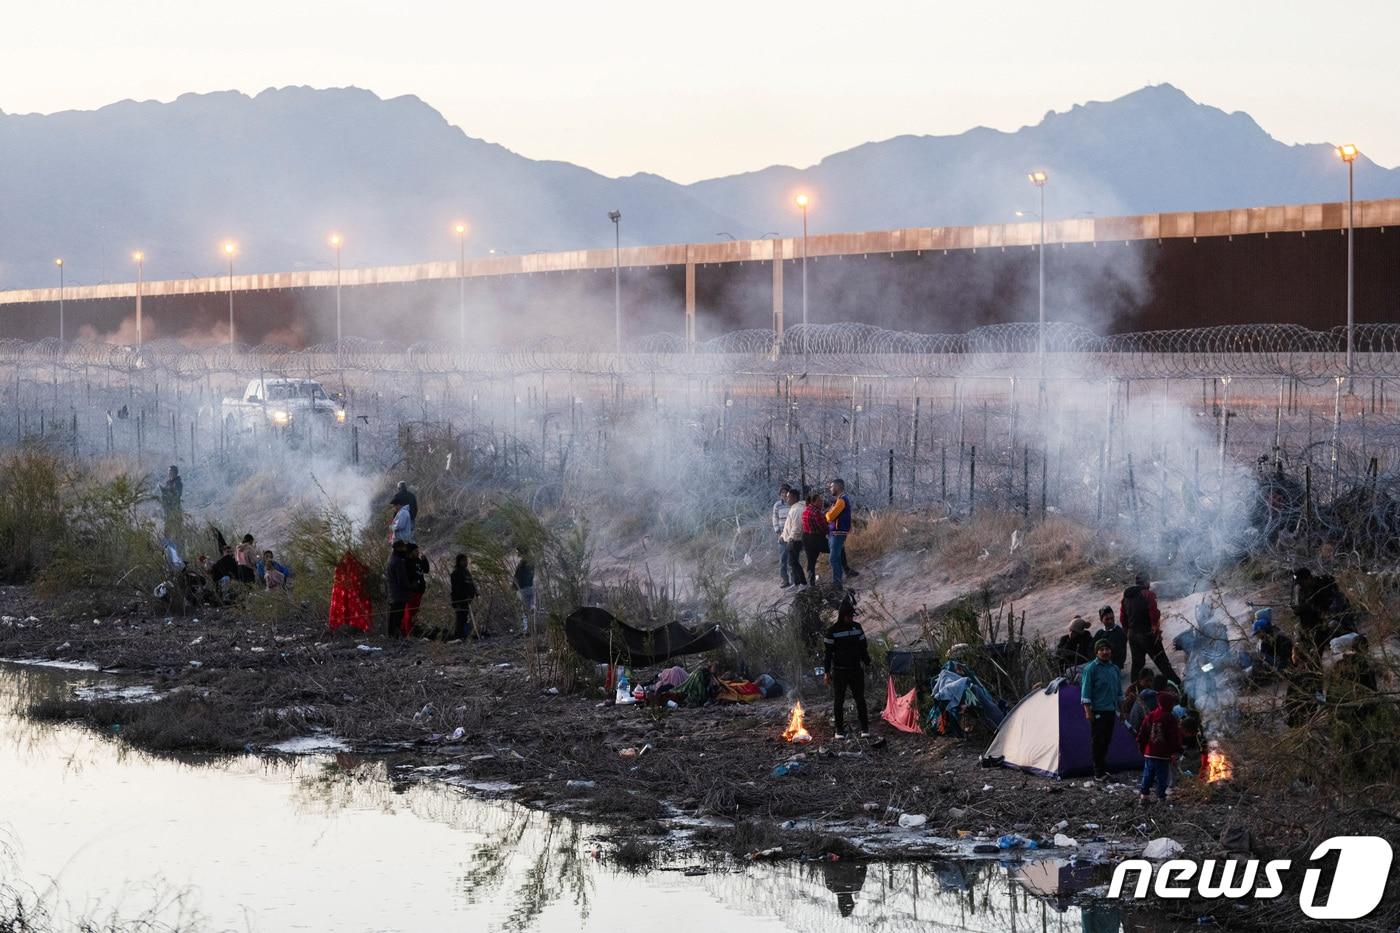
[1,663,1156,932]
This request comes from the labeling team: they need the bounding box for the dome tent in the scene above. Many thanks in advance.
[982,678,1142,778]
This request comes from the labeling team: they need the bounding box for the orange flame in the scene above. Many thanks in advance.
[782,702,812,743]
[1204,743,1234,783]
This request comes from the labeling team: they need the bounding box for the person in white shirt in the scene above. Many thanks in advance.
[771,482,794,587]
[780,487,807,587]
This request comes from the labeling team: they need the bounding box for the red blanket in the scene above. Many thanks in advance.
[328,552,371,633]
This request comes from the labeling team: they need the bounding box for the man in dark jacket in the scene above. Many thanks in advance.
[385,540,409,638]
[1121,574,1179,684]
[389,481,419,521]
[1093,605,1128,669]
[824,591,871,738]
[450,553,479,640]
[513,545,536,635]
[1056,616,1096,671]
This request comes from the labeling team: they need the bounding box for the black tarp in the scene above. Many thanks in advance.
[564,607,729,665]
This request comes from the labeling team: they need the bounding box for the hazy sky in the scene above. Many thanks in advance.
[3,0,1396,182]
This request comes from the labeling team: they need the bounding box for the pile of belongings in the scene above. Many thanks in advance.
[623,665,788,707]
[927,659,1007,737]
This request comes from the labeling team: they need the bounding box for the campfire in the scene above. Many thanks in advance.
[1203,741,1234,783]
[782,702,812,743]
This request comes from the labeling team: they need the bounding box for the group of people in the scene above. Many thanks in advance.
[383,482,535,640]
[771,478,861,590]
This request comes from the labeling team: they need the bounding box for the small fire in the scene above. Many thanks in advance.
[782,702,812,743]
[1204,742,1234,783]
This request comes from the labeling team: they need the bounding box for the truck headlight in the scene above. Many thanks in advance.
[271,409,290,425]
[335,410,346,424]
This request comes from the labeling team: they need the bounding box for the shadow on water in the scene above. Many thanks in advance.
[1,662,1186,932]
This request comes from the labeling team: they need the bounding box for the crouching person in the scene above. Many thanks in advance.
[824,592,871,739]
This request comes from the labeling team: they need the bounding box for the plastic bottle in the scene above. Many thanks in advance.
[615,667,634,705]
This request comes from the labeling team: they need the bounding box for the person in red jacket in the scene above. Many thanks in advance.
[1137,690,1183,804]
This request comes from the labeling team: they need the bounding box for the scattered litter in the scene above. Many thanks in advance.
[619,747,639,760]
[666,700,678,709]
[460,781,520,793]
[747,847,782,860]
[545,686,559,695]
[770,762,801,778]
[56,641,71,651]
[1143,837,1185,860]
[566,779,596,790]
[188,660,203,668]
[1054,834,1079,848]
[494,662,513,669]
[355,644,382,653]
[1083,822,1100,830]
[1052,820,1069,832]
[981,784,993,791]
[897,813,928,829]
[448,726,466,741]
[249,646,266,653]
[470,754,495,762]
[862,802,881,813]
[189,636,204,646]
[948,807,967,819]
[996,834,1038,850]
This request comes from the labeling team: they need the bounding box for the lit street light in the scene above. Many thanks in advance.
[1027,170,1048,394]
[794,193,810,357]
[222,241,237,346]
[54,258,65,341]
[608,210,622,356]
[329,233,343,345]
[132,251,144,345]
[1337,143,1359,393]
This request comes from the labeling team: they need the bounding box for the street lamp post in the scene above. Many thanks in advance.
[609,211,622,356]
[1028,171,1048,393]
[329,233,343,345]
[794,194,810,357]
[453,223,467,344]
[222,241,237,345]
[1337,144,1359,393]
[132,251,144,345]
[54,258,64,341]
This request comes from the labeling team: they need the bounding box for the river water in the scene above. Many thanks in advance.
[2,663,1141,932]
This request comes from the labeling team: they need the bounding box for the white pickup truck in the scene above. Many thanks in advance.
[221,377,347,431]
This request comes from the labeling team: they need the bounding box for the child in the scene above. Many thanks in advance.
[1137,690,1183,804]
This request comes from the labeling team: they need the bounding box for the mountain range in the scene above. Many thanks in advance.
[1,83,1396,289]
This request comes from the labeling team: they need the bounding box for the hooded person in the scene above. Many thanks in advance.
[1250,608,1293,679]
[1137,690,1183,803]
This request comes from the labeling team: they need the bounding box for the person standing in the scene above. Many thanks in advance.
[825,478,856,589]
[1137,690,1183,804]
[823,592,871,739]
[389,502,414,544]
[1121,574,1178,684]
[1092,605,1128,670]
[390,481,419,522]
[400,542,429,636]
[513,544,536,635]
[1080,639,1123,781]
[450,553,479,640]
[385,540,409,638]
[159,465,183,538]
[780,487,807,587]
[801,491,829,584]
[772,482,794,588]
